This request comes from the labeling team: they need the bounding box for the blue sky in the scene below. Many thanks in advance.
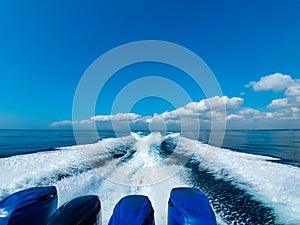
[0,0,300,129]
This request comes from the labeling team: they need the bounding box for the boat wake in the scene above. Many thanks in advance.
[0,132,299,224]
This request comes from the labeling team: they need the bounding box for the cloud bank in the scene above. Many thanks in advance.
[52,73,300,130]
[51,96,241,130]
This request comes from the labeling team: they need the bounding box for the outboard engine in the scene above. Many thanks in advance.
[0,186,58,225]
[168,187,216,225]
[109,195,155,225]
[46,195,101,225]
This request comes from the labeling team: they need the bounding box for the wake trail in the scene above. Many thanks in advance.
[1,132,300,224]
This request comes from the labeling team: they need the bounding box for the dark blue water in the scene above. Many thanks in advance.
[198,129,300,167]
[0,130,114,157]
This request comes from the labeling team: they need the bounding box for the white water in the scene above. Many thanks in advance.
[0,132,299,224]
[193,143,300,224]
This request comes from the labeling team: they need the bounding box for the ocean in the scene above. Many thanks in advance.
[0,129,299,224]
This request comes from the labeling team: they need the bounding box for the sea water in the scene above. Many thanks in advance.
[0,129,299,224]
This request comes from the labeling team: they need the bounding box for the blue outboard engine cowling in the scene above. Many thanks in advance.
[109,195,155,225]
[168,187,217,225]
[0,186,58,225]
[46,195,101,225]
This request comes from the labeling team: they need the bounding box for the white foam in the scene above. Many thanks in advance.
[0,137,126,198]
[190,142,300,224]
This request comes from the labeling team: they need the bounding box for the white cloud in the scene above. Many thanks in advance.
[91,113,142,122]
[285,84,300,97]
[226,114,244,120]
[267,98,288,108]
[272,107,300,120]
[154,96,243,124]
[267,81,300,109]
[239,108,261,116]
[50,120,73,127]
[185,96,243,112]
[247,73,294,91]
[222,96,244,110]
[51,113,143,128]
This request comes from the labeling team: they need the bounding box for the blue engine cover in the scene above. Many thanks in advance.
[168,187,217,225]
[109,195,155,225]
[46,195,101,225]
[0,186,58,225]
